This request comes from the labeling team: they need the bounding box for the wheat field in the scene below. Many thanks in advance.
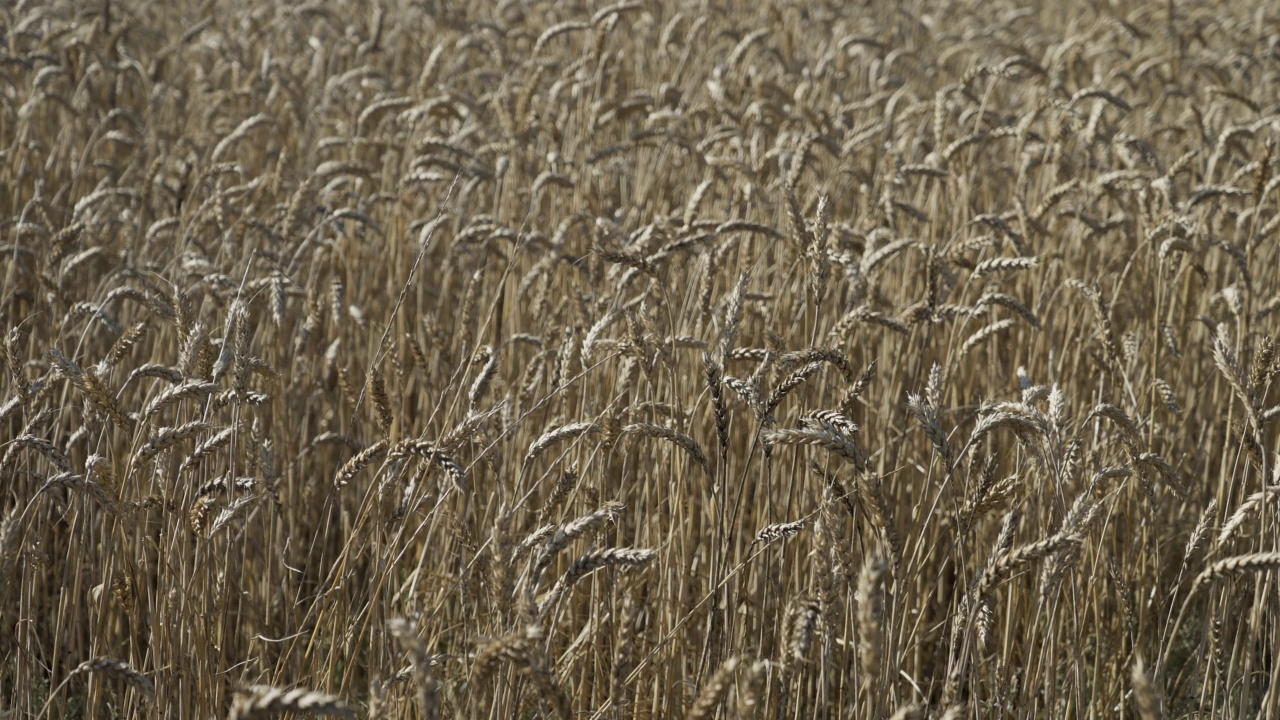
[1,0,1279,717]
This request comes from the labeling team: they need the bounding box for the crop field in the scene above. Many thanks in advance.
[2,0,1279,717]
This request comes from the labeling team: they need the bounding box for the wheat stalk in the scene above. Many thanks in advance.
[228,684,354,720]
